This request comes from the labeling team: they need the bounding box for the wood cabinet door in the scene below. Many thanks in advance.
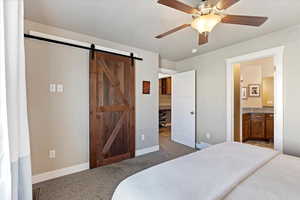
[159,79,162,94]
[161,78,167,95]
[242,117,250,142]
[160,77,172,95]
[265,114,274,140]
[166,77,172,95]
[250,118,265,139]
[89,52,135,169]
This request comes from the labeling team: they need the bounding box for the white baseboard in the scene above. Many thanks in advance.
[136,145,160,156]
[32,162,89,184]
[32,146,159,184]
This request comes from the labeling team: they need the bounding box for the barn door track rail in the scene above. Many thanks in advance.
[24,33,143,61]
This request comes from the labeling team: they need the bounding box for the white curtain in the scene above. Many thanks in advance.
[0,0,33,200]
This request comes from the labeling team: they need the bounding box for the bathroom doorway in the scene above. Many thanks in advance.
[226,47,284,152]
[234,57,275,149]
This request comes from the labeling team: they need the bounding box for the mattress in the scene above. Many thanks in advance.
[112,142,281,200]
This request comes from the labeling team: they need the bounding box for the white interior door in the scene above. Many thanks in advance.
[171,70,196,148]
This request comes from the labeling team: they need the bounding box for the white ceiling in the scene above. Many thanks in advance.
[24,0,300,61]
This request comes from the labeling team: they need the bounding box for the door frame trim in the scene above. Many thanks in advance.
[226,46,284,152]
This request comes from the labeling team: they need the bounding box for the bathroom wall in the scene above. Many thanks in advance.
[240,57,274,108]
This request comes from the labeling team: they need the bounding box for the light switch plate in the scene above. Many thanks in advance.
[57,84,64,93]
[49,84,56,93]
[49,150,56,159]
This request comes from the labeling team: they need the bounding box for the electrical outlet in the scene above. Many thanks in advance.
[141,134,145,141]
[57,84,64,93]
[49,150,56,159]
[49,84,56,93]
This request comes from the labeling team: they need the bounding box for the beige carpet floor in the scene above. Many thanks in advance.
[33,134,195,200]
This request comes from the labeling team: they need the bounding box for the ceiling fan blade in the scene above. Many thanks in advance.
[208,0,239,10]
[221,15,268,26]
[199,33,208,46]
[218,0,239,10]
[155,24,190,39]
[157,0,198,14]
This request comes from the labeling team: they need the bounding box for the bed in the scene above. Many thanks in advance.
[112,142,300,200]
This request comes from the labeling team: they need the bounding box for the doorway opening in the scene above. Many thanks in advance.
[159,72,173,147]
[158,69,196,151]
[226,46,284,152]
[235,57,275,149]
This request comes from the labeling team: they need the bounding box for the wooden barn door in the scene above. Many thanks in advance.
[89,52,135,169]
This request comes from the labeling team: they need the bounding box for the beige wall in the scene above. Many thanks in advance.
[175,24,300,157]
[241,65,263,108]
[25,20,159,175]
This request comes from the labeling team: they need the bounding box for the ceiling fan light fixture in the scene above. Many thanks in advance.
[191,14,223,33]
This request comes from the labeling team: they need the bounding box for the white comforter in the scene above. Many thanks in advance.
[225,154,300,200]
[112,143,279,200]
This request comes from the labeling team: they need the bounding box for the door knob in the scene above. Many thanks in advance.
[190,111,195,115]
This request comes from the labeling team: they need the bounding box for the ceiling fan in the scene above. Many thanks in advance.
[155,0,268,46]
